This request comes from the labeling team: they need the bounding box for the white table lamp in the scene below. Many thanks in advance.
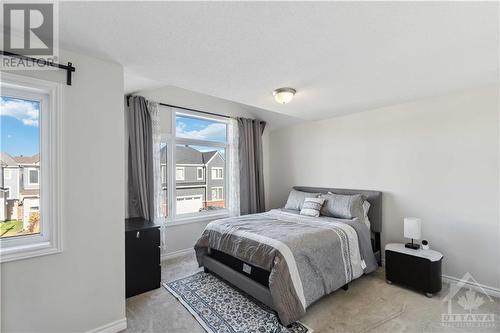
[404,217,421,249]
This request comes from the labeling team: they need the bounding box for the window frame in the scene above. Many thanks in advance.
[196,167,204,180]
[175,166,185,181]
[211,186,224,201]
[160,164,166,184]
[27,167,39,185]
[211,167,223,180]
[4,169,11,179]
[158,107,230,225]
[0,73,62,263]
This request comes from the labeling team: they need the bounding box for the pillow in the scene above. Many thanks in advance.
[319,192,365,219]
[284,189,320,211]
[362,200,371,229]
[300,197,325,217]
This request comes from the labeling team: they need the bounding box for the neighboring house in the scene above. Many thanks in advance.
[0,152,40,228]
[0,164,5,222]
[161,146,225,215]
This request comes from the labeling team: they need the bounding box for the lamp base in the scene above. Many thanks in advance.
[405,242,420,250]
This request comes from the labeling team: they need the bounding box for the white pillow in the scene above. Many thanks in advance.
[300,197,325,217]
[362,200,371,229]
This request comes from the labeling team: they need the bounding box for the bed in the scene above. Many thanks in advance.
[194,186,382,325]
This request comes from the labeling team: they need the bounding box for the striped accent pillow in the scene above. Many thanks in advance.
[300,197,326,217]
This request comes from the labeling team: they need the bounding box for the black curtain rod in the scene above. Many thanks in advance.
[158,102,231,119]
[0,50,76,85]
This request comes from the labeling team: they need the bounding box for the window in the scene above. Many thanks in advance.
[5,187,11,199]
[27,168,39,185]
[175,144,226,215]
[4,169,11,179]
[158,108,230,221]
[0,73,62,263]
[176,167,185,181]
[211,187,223,201]
[211,167,223,180]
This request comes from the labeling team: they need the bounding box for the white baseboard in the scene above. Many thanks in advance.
[442,275,500,299]
[161,248,194,261]
[86,318,127,333]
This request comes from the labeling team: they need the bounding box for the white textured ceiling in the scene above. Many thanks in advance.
[58,1,499,120]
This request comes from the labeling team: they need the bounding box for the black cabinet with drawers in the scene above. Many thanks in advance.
[125,218,161,298]
[385,243,443,297]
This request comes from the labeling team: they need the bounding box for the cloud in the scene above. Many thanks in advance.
[1,98,39,127]
[176,122,226,141]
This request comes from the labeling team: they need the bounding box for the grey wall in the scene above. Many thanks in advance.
[267,86,499,290]
[1,49,125,332]
[176,165,205,185]
[2,168,19,200]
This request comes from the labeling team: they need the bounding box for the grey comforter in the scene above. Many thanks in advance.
[194,209,377,325]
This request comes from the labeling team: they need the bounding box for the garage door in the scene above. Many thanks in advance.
[176,195,203,214]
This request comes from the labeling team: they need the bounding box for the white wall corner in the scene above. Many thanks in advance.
[86,318,127,333]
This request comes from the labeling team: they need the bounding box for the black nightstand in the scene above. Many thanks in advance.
[385,243,443,297]
[125,218,161,298]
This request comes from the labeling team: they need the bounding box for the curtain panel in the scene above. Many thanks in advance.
[238,118,266,215]
[127,96,154,220]
[228,118,240,216]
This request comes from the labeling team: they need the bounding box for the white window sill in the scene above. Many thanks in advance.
[164,211,229,227]
[0,240,62,263]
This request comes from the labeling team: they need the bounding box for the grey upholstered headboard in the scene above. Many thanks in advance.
[293,186,382,233]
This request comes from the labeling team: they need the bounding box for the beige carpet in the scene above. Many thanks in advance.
[126,252,499,333]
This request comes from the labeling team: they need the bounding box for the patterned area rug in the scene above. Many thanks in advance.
[164,272,312,333]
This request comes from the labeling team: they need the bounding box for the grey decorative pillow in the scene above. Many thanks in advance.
[284,189,320,211]
[319,193,365,219]
[362,200,371,228]
[300,197,325,217]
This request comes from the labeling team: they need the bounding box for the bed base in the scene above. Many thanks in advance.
[202,253,350,313]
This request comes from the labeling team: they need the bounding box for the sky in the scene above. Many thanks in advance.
[175,115,226,157]
[176,115,226,142]
[1,96,40,156]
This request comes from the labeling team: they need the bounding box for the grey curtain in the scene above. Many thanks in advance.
[127,96,154,220]
[238,118,266,215]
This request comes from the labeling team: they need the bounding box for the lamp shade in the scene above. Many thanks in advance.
[404,217,421,240]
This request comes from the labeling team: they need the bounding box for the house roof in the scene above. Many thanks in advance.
[202,151,218,164]
[0,152,17,166]
[14,154,40,165]
[160,146,220,165]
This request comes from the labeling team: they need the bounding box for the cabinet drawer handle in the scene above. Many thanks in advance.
[136,231,140,238]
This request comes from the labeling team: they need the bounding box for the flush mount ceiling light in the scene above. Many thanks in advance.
[273,87,296,104]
